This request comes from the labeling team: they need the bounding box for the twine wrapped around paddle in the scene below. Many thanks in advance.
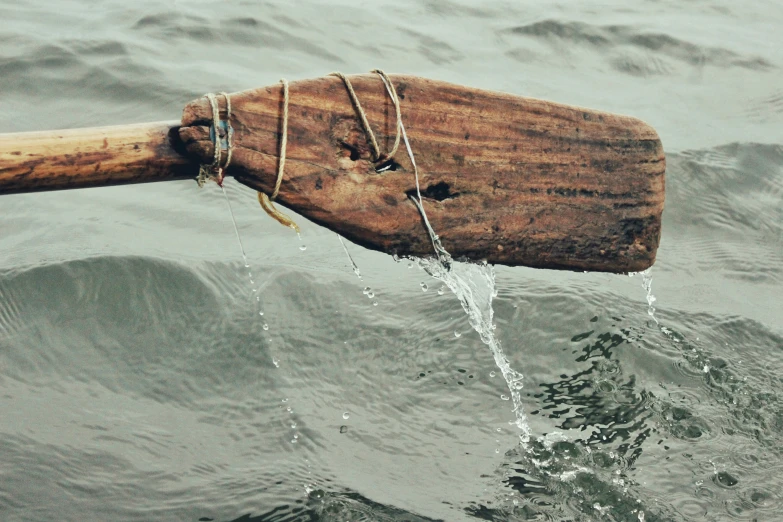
[198,69,406,237]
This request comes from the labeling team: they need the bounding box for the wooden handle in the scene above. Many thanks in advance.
[0,121,196,194]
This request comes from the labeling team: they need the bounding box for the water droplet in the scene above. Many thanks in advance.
[420,282,428,291]
[714,471,739,488]
[372,301,378,306]
[454,331,461,338]
[263,323,269,331]
[489,371,496,378]
[363,287,371,295]
[496,427,502,432]
[291,438,297,443]
[437,285,446,295]
[500,394,510,401]
[342,412,350,420]
[244,263,250,268]
[256,296,260,301]
[286,406,293,413]
[299,245,307,251]
[367,291,375,298]
[408,263,414,269]
[259,311,264,316]
[291,423,296,429]
[703,365,710,373]
[272,358,279,368]
[340,425,348,433]
[281,398,288,403]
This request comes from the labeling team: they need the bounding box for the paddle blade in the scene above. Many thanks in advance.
[179,74,664,273]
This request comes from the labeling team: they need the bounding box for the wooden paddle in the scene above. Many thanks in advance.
[0,73,665,273]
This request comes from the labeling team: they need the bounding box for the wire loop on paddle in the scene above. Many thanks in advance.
[197,91,234,187]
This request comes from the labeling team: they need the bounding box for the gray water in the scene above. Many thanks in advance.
[1,1,782,520]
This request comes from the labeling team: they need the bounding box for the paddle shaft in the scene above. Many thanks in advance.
[0,121,195,194]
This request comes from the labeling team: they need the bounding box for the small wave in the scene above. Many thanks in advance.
[745,89,783,123]
[0,256,278,406]
[133,11,342,62]
[504,20,773,76]
[664,143,783,283]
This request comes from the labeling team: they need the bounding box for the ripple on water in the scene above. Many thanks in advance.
[671,496,712,520]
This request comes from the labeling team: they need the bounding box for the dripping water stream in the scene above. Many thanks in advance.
[391,101,532,444]
[221,185,250,269]
[417,257,531,445]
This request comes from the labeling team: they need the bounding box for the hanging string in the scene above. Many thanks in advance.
[375,73,451,266]
[257,79,300,234]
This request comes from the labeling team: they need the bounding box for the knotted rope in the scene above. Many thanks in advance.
[196,92,233,187]
[200,71,410,238]
[259,70,403,233]
[329,70,402,163]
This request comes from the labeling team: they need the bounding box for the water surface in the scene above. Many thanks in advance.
[1,1,782,520]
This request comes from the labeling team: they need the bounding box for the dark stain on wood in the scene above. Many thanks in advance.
[406,181,460,202]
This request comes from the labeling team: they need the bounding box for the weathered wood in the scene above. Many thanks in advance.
[180,74,665,272]
[0,121,195,194]
[0,74,664,272]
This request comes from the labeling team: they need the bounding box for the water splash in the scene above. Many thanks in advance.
[221,184,249,268]
[418,257,531,445]
[630,268,658,325]
[383,89,530,445]
[337,234,363,281]
[221,184,259,297]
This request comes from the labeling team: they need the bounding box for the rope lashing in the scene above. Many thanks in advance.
[199,71,405,237]
[259,71,402,233]
[329,70,402,163]
[196,92,234,187]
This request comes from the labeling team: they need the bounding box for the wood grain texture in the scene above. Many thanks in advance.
[0,121,195,194]
[180,74,665,272]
